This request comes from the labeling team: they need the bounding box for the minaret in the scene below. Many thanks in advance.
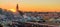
[16,4,19,11]
[16,4,23,16]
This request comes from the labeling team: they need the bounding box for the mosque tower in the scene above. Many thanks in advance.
[16,3,23,16]
[16,4,19,11]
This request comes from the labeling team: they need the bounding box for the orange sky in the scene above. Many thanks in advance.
[0,0,60,12]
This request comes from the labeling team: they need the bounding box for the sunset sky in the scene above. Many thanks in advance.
[0,0,60,12]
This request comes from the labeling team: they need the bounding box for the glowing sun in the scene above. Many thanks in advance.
[9,9,16,12]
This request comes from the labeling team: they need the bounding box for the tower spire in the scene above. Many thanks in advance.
[16,0,24,16]
[16,4,19,11]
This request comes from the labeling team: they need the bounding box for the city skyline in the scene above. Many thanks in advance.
[0,0,60,12]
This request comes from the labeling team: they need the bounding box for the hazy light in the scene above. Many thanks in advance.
[9,9,16,12]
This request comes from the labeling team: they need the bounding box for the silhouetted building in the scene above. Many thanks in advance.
[16,4,23,16]
[0,8,2,14]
